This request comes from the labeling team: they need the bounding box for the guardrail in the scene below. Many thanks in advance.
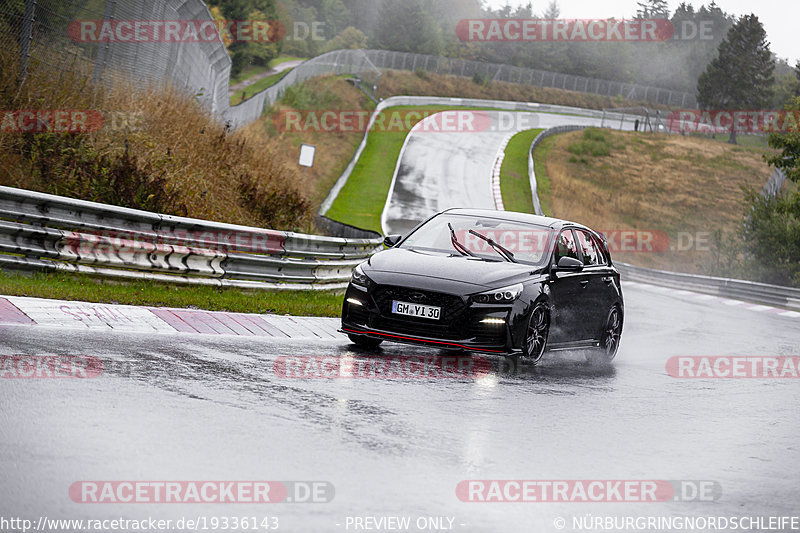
[527,125,589,216]
[616,262,800,312]
[0,187,382,290]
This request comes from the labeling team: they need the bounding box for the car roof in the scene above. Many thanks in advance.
[442,208,592,232]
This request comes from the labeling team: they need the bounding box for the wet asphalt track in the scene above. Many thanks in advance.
[2,282,799,532]
[383,111,638,235]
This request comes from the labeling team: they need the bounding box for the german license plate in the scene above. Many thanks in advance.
[392,301,441,320]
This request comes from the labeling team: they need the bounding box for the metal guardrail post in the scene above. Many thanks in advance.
[92,0,117,84]
[18,0,36,85]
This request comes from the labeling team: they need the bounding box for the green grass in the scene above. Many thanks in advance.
[271,56,306,67]
[231,68,294,105]
[325,106,537,233]
[230,65,267,86]
[230,56,306,85]
[532,135,558,217]
[0,271,343,317]
[498,129,543,214]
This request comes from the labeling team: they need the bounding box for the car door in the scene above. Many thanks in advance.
[576,229,613,340]
[547,228,592,343]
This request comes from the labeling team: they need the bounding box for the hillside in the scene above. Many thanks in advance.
[539,128,778,276]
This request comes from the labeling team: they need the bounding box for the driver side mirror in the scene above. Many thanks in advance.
[384,234,402,248]
[554,256,584,273]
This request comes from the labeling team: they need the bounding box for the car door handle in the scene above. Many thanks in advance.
[580,280,589,287]
[602,277,613,283]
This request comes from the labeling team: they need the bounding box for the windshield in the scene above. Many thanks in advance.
[399,213,555,266]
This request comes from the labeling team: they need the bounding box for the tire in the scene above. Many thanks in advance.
[347,333,383,349]
[522,301,550,364]
[592,306,622,363]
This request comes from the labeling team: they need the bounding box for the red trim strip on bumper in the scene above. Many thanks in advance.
[342,327,508,354]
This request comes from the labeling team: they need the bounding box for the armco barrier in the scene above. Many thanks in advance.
[0,186,382,290]
[527,125,588,215]
[617,262,800,312]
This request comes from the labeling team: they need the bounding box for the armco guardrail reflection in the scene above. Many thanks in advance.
[0,187,382,290]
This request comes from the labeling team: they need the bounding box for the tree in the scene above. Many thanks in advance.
[636,0,669,19]
[374,0,442,55]
[543,0,560,19]
[323,26,368,52]
[740,96,800,287]
[697,14,774,144]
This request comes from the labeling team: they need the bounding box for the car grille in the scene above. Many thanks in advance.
[371,285,469,340]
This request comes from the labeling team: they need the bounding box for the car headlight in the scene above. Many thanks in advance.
[473,283,523,304]
[351,263,372,288]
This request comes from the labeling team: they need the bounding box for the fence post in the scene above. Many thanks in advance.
[92,0,117,84]
[18,0,36,84]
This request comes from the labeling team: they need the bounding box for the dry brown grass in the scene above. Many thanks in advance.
[545,129,778,274]
[378,70,669,111]
[242,76,372,211]
[0,48,310,231]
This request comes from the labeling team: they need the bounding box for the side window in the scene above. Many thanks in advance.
[577,230,601,266]
[554,229,580,263]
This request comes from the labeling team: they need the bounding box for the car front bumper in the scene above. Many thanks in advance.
[341,284,519,355]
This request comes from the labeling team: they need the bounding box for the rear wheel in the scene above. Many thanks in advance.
[522,302,550,364]
[347,333,383,349]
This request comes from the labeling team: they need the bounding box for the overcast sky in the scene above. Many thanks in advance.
[483,0,798,64]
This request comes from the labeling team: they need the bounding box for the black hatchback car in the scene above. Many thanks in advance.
[341,209,623,363]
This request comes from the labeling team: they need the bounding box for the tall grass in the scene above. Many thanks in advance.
[0,47,312,230]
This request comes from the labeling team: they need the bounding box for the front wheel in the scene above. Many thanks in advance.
[522,302,550,364]
[347,333,383,349]
[591,306,622,363]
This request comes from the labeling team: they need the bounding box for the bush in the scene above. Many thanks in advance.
[472,72,491,87]
[567,128,612,159]
[281,82,343,110]
[741,188,800,287]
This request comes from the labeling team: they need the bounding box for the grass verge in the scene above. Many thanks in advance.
[325,106,534,233]
[0,271,343,317]
[499,129,543,213]
[532,136,557,216]
[231,68,294,105]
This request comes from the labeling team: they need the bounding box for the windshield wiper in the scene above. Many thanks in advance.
[448,223,476,258]
[468,229,518,263]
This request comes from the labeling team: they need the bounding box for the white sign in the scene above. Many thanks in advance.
[299,144,316,168]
